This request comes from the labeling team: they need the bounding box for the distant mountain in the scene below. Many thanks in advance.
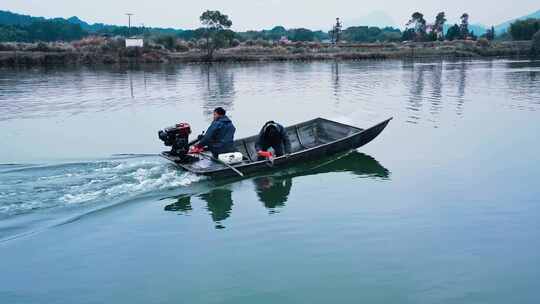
[344,11,397,28]
[495,9,540,34]
[469,24,488,36]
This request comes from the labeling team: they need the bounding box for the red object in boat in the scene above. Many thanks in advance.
[189,144,204,154]
[257,151,273,158]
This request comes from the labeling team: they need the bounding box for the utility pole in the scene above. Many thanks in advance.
[335,18,342,44]
[331,17,342,45]
[125,13,134,37]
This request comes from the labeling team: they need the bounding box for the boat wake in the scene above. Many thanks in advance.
[0,155,203,241]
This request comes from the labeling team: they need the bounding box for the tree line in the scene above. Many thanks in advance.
[0,18,404,44]
[1,9,539,45]
[509,19,540,40]
[401,12,497,42]
[0,19,167,42]
[0,20,86,42]
[0,10,179,42]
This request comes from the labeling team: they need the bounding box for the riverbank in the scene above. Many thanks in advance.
[0,39,535,66]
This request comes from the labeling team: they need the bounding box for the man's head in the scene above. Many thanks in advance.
[213,107,226,121]
[264,123,280,140]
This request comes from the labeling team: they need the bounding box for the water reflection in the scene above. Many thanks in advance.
[428,62,443,117]
[456,62,467,115]
[200,65,235,119]
[253,177,292,213]
[129,71,134,98]
[164,188,234,229]
[1,60,539,124]
[400,60,474,126]
[164,195,192,213]
[504,60,540,106]
[200,188,234,229]
[331,61,341,102]
[164,151,390,228]
[404,62,427,124]
[505,59,540,69]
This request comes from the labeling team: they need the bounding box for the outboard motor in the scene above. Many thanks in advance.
[158,122,192,159]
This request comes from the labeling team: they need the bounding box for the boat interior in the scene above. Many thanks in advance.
[233,118,363,163]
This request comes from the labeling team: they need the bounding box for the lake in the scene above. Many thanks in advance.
[1,59,539,303]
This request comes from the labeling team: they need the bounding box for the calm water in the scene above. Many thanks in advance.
[1,59,539,303]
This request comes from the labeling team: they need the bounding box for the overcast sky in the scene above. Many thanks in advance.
[3,0,539,30]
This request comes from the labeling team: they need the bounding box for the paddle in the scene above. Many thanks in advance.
[187,133,204,148]
[188,132,244,177]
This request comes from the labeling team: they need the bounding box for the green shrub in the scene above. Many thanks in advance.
[231,39,240,47]
[510,18,540,40]
[120,46,142,58]
[154,35,176,50]
[72,36,106,48]
[175,42,189,52]
[27,42,56,52]
[310,42,322,49]
[477,38,490,47]
[292,47,307,54]
[100,38,124,52]
[255,39,271,47]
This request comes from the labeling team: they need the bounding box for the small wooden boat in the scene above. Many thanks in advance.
[161,117,392,178]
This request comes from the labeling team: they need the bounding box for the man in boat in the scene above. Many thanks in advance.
[195,107,236,158]
[255,121,292,159]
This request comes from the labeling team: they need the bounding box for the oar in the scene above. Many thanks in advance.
[187,133,204,147]
[198,152,244,177]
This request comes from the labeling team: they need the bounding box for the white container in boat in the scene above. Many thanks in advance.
[218,152,243,164]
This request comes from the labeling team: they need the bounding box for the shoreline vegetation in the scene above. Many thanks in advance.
[0,39,535,66]
[1,9,539,66]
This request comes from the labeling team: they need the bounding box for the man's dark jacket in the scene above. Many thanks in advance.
[255,121,292,155]
[199,115,236,156]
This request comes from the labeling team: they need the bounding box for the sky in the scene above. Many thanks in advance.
[2,0,539,30]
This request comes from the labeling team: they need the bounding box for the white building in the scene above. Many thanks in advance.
[125,37,144,47]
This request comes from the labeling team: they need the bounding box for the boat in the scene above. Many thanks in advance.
[161,117,392,178]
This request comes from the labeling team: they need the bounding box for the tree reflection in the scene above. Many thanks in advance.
[402,60,473,124]
[456,61,467,116]
[164,151,390,229]
[504,60,540,106]
[403,61,426,124]
[200,65,235,119]
[332,61,341,103]
[429,61,443,118]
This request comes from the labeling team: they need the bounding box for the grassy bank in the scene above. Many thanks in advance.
[0,38,535,66]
